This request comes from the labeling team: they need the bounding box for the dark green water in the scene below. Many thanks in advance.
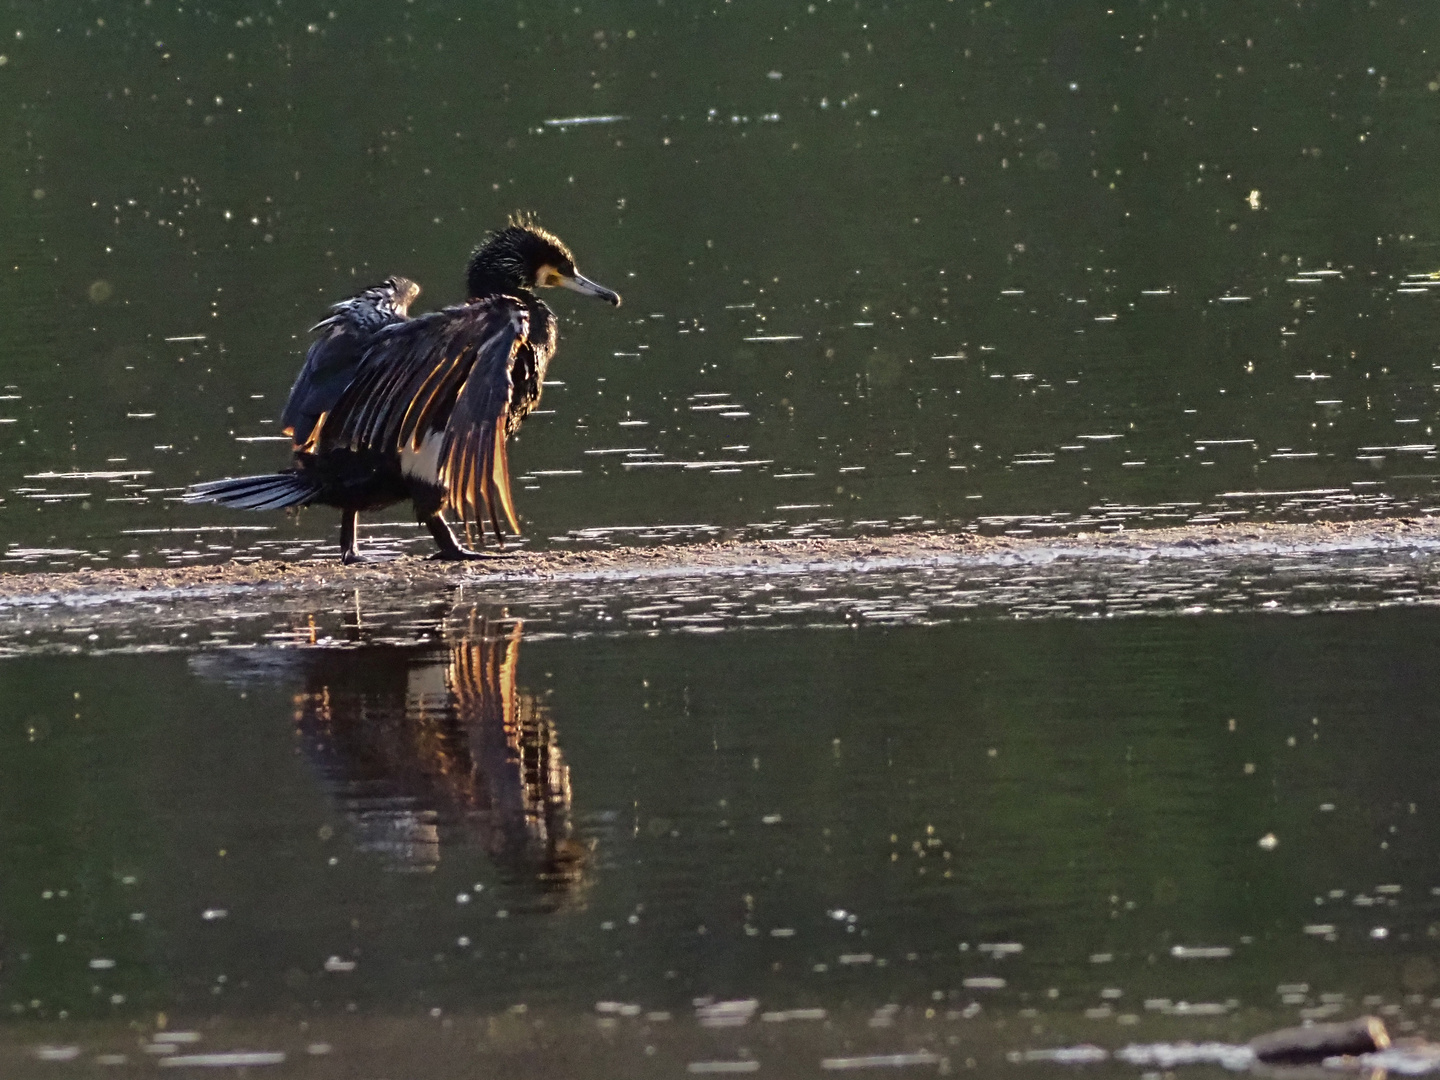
[4,1,1440,566]
[3,598,1440,1073]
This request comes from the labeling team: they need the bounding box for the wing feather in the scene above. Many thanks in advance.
[282,281,416,448]
[323,297,530,533]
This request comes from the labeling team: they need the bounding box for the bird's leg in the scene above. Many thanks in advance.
[340,509,366,564]
[423,511,513,560]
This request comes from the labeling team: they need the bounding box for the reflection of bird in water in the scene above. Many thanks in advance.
[185,218,622,563]
[190,618,588,895]
[295,621,588,891]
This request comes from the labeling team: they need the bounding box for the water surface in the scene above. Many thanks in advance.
[3,596,1440,1073]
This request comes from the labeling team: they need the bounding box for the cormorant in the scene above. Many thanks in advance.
[184,219,622,562]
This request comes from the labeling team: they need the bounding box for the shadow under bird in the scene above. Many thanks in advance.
[184,219,622,562]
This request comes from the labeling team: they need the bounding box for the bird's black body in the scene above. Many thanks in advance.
[185,220,621,562]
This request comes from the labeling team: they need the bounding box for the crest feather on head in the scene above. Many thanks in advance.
[501,211,572,260]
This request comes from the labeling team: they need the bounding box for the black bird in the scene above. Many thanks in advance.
[184,219,622,562]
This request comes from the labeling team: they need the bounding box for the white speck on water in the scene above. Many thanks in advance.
[963,976,1006,989]
[978,942,1024,956]
[543,114,627,127]
[696,999,760,1028]
[1014,1047,1111,1066]
[1170,945,1233,959]
[323,956,356,973]
[159,1052,286,1068]
[34,1047,81,1062]
[822,1052,942,1070]
[201,908,227,921]
[762,1008,827,1022]
[1116,1044,1252,1070]
[687,1063,759,1074]
[88,958,116,970]
[1258,833,1278,850]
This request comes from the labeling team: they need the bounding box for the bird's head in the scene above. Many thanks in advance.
[466,215,622,306]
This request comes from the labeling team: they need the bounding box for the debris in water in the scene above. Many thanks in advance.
[1248,1016,1388,1064]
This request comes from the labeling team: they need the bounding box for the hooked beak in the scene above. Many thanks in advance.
[557,271,622,307]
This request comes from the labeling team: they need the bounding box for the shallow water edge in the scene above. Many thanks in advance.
[3,517,1440,654]
[2,517,1438,604]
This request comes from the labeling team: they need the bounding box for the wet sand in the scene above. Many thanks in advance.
[0,516,1436,606]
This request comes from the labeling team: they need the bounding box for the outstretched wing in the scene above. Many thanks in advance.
[282,321,369,447]
[282,279,418,448]
[324,296,529,532]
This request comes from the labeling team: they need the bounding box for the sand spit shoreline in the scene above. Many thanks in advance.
[1,517,1437,609]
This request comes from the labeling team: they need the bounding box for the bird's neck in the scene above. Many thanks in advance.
[527,294,557,343]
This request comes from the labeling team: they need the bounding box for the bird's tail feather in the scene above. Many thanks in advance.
[183,472,322,511]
